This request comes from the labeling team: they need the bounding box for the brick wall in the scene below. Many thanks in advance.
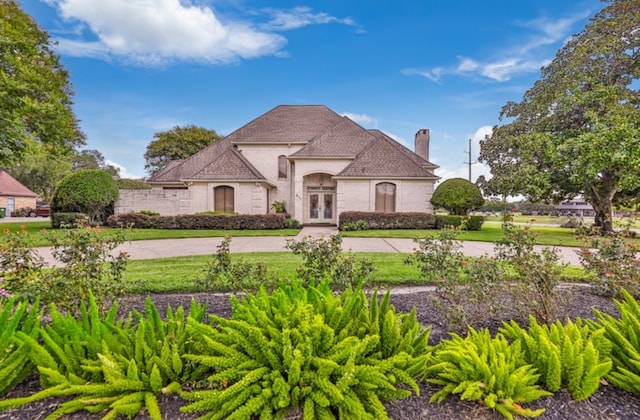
[114,189,190,216]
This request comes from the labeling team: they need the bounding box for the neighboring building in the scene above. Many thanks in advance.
[119,105,439,225]
[0,170,37,216]
[556,197,595,217]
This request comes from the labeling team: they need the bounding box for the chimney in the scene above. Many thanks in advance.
[415,129,429,161]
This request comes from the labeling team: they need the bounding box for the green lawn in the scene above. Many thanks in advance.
[123,252,591,294]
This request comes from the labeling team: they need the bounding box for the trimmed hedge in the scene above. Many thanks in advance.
[339,212,436,230]
[434,215,484,231]
[106,212,289,230]
[51,212,89,228]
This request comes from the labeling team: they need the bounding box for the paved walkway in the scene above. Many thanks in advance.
[33,225,585,266]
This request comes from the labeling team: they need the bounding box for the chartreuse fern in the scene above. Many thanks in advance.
[0,297,40,396]
[427,327,551,420]
[500,315,612,400]
[591,288,640,394]
[179,280,431,419]
[0,294,206,420]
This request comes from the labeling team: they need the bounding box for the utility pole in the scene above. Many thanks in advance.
[463,138,476,182]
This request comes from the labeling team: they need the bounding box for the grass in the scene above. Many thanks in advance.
[123,252,592,294]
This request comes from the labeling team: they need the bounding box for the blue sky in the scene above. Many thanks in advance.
[18,0,603,180]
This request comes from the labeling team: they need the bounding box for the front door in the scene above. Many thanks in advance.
[308,192,335,224]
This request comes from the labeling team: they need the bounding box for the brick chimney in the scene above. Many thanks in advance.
[414,129,429,161]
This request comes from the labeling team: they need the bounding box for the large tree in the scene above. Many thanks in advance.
[72,149,120,177]
[0,0,85,166]
[144,125,221,176]
[479,0,640,232]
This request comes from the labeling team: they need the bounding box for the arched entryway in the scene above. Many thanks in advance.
[303,173,336,224]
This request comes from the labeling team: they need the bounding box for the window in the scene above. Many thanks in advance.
[375,182,396,212]
[214,186,234,212]
[278,155,288,179]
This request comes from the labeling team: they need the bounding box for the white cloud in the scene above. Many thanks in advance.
[404,12,589,82]
[341,112,378,127]
[44,1,357,66]
[106,160,144,179]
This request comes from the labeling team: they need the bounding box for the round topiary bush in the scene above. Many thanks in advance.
[431,178,484,216]
[52,169,119,225]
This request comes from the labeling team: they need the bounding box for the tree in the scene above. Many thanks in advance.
[0,0,85,166]
[52,170,119,223]
[72,149,120,177]
[144,125,221,175]
[479,0,640,232]
[5,145,72,203]
[431,178,484,215]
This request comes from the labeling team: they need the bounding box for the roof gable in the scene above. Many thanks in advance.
[0,170,37,197]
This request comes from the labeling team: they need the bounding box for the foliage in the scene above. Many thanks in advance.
[591,289,640,395]
[339,211,436,230]
[0,224,129,314]
[495,223,565,324]
[145,125,221,176]
[180,280,431,419]
[283,217,300,229]
[71,149,119,176]
[51,212,88,229]
[434,215,484,230]
[577,232,640,298]
[116,178,151,189]
[0,294,207,419]
[404,227,505,332]
[427,327,551,419]
[286,234,375,289]
[0,0,85,166]
[107,212,288,230]
[341,220,369,231]
[52,170,119,224]
[430,178,485,216]
[0,297,40,396]
[270,200,287,213]
[195,237,274,293]
[500,316,612,400]
[478,1,640,232]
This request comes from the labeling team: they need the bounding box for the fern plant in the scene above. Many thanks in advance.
[501,316,612,400]
[179,280,431,419]
[0,297,40,396]
[0,294,206,420]
[591,288,640,394]
[427,327,551,420]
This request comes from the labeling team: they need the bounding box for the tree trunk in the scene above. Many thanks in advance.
[589,174,617,233]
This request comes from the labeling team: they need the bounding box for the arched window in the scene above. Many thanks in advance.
[214,186,234,213]
[278,155,288,179]
[375,182,396,212]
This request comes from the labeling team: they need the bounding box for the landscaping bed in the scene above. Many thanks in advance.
[1,286,639,420]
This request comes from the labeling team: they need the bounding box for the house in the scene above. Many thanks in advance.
[118,105,439,225]
[0,170,37,217]
[556,197,595,217]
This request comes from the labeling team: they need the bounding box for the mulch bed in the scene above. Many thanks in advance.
[1,286,639,419]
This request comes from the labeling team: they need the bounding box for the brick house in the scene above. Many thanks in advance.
[0,170,37,216]
[122,105,439,225]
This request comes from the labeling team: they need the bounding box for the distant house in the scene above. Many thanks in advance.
[117,105,439,225]
[0,170,37,216]
[556,197,595,217]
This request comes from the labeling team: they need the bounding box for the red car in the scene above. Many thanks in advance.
[29,204,50,217]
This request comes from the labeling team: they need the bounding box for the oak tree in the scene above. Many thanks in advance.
[479,0,640,232]
[0,0,85,166]
[144,125,221,176]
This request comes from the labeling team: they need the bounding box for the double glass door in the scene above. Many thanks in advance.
[308,192,334,223]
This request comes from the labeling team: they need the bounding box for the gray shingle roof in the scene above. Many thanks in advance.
[336,130,439,178]
[147,105,438,183]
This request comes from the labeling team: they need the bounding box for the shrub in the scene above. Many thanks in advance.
[434,215,484,230]
[577,232,640,298]
[591,289,640,395]
[106,213,288,230]
[339,211,436,230]
[116,178,151,189]
[501,316,612,400]
[51,212,88,229]
[0,298,40,396]
[283,217,300,229]
[341,219,369,231]
[52,170,119,225]
[179,281,431,419]
[285,234,375,289]
[427,327,551,419]
[430,178,484,216]
[195,237,274,292]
